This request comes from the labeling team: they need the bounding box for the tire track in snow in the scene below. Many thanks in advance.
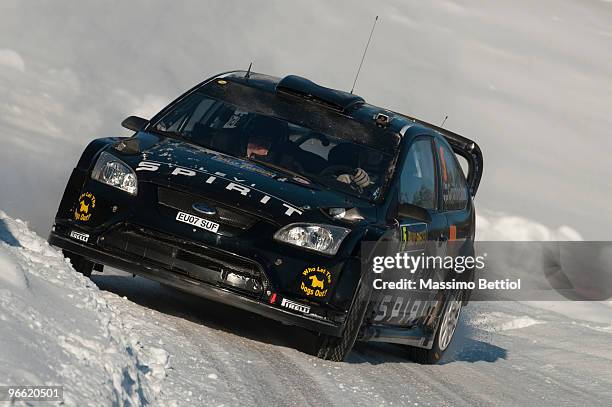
[93,272,612,406]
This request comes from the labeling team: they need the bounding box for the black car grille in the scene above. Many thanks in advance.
[157,187,258,230]
[99,225,267,296]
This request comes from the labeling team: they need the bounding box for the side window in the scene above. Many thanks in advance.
[437,141,468,211]
[399,138,437,210]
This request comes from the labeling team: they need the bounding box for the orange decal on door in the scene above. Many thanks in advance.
[449,225,457,241]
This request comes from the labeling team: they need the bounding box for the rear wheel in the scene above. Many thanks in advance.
[63,250,94,278]
[406,291,462,364]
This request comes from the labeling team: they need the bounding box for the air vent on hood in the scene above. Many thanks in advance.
[276,75,364,112]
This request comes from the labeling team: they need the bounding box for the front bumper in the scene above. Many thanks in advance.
[49,231,344,337]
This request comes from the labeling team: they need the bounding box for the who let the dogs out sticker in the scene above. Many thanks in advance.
[300,266,332,298]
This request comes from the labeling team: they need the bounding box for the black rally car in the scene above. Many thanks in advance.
[49,71,483,363]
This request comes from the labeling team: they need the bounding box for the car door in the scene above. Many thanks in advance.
[371,136,448,327]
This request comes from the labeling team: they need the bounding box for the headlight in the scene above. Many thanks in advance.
[274,223,351,255]
[91,151,138,195]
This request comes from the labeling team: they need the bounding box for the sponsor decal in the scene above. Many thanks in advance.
[443,185,468,206]
[210,154,277,178]
[300,266,332,298]
[175,211,220,233]
[69,230,89,243]
[449,224,457,241]
[373,295,431,325]
[136,160,303,217]
[280,298,311,314]
[74,192,96,222]
[399,222,428,251]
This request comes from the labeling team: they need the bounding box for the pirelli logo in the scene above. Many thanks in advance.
[281,298,310,314]
[69,230,89,243]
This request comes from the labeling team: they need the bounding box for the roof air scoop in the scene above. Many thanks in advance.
[276,75,365,112]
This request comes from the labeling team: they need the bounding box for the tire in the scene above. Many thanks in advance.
[314,264,373,362]
[406,290,463,364]
[63,250,94,278]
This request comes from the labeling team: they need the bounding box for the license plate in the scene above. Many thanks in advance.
[176,211,220,233]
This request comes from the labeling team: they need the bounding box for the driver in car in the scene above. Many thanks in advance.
[245,123,372,190]
[336,168,371,189]
[328,143,372,189]
[246,133,273,158]
[244,115,286,159]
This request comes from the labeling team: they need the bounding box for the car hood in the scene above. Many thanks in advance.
[119,134,374,224]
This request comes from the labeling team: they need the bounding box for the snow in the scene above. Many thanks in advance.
[0,49,25,72]
[469,311,543,332]
[0,210,611,404]
[0,210,166,406]
[476,211,583,241]
[0,1,611,402]
[93,271,612,406]
[520,300,612,325]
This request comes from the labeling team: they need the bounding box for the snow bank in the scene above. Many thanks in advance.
[476,210,612,325]
[0,210,167,405]
[476,210,583,241]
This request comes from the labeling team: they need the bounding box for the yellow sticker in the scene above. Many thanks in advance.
[300,266,332,298]
[74,192,96,222]
[217,79,227,85]
[399,223,428,252]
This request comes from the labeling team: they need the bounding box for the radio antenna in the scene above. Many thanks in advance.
[245,62,252,79]
[440,115,448,127]
[350,15,378,94]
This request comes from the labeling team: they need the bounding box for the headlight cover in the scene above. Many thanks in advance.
[91,151,137,195]
[274,223,351,255]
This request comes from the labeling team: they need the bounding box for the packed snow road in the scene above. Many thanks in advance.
[1,211,611,406]
[95,268,612,407]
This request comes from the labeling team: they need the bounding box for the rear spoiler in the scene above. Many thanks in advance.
[402,116,483,196]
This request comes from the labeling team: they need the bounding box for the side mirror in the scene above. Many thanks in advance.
[121,116,149,132]
[398,203,431,223]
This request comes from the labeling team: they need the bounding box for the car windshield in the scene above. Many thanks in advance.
[151,90,394,200]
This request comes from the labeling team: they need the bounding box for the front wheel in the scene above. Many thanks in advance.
[63,250,94,278]
[406,290,463,364]
[314,265,372,361]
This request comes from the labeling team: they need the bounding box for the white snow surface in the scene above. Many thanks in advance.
[0,210,167,406]
[1,209,612,406]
